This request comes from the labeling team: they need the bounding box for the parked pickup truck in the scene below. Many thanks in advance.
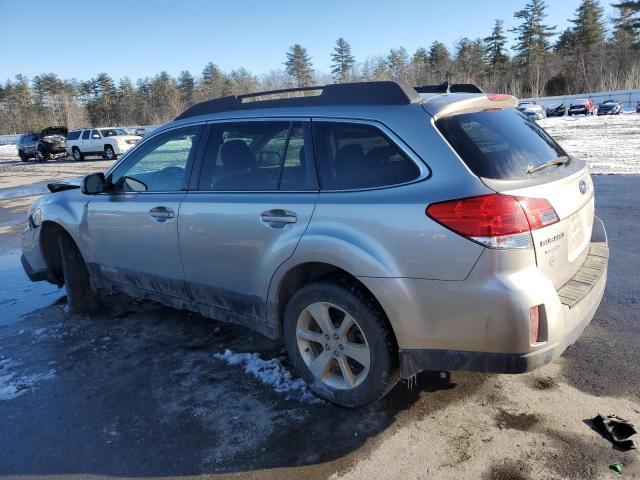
[66,127,140,161]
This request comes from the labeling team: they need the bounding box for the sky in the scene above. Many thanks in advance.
[0,0,619,84]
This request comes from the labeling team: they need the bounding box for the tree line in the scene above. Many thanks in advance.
[1,0,639,135]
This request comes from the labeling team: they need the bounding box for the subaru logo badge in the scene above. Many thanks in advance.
[579,180,587,194]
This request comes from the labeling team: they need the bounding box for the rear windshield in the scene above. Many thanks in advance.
[436,109,566,180]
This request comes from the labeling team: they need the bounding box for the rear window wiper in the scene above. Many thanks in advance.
[527,156,569,175]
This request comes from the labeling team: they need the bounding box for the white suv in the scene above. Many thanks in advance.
[66,127,140,161]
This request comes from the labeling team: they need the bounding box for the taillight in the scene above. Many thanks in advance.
[426,193,559,249]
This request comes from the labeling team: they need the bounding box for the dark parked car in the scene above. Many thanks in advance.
[568,98,595,116]
[597,100,622,116]
[636,101,640,114]
[17,126,68,161]
[545,102,566,117]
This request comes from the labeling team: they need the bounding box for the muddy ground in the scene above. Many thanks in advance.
[0,154,638,479]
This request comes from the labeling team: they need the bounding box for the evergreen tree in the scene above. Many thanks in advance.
[230,68,259,95]
[177,70,195,105]
[331,38,356,83]
[428,41,451,80]
[570,0,606,91]
[284,44,314,87]
[386,47,409,79]
[511,0,556,66]
[411,47,430,84]
[484,20,509,78]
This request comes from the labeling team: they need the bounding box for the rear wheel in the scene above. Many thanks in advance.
[34,148,45,162]
[104,145,116,160]
[57,235,99,314]
[283,280,399,407]
[72,147,84,162]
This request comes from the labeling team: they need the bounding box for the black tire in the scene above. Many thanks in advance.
[19,150,28,162]
[283,279,399,407]
[57,235,99,314]
[72,147,84,162]
[104,145,117,161]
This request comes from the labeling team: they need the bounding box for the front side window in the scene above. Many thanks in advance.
[109,126,199,192]
[100,128,127,137]
[198,121,316,191]
[90,129,101,139]
[313,122,420,190]
[81,130,90,140]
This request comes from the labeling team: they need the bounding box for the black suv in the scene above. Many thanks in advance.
[17,126,68,161]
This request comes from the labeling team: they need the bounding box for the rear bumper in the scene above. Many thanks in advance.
[361,216,608,378]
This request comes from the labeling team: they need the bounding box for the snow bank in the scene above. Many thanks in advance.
[538,114,640,174]
[0,144,17,158]
[214,349,320,403]
[0,358,56,401]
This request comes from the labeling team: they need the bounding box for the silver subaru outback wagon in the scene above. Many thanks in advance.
[21,81,608,407]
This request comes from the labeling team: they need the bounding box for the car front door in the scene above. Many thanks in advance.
[178,120,318,328]
[86,125,203,298]
[80,129,91,153]
[90,129,102,154]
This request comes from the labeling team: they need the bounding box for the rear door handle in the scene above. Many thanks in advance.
[149,206,175,222]
[260,209,297,225]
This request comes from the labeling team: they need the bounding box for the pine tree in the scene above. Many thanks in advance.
[510,0,556,95]
[230,68,259,95]
[386,47,409,79]
[284,44,314,88]
[428,41,451,81]
[484,20,509,78]
[177,70,195,105]
[570,0,606,91]
[411,47,430,85]
[331,38,356,83]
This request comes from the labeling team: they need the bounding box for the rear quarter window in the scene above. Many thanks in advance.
[67,131,81,140]
[436,109,566,180]
[313,122,420,190]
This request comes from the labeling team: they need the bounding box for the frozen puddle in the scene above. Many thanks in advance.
[214,349,321,403]
[0,251,63,326]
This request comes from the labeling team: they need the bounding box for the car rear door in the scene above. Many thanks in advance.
[178,120,318,325]
[86,125,203,298]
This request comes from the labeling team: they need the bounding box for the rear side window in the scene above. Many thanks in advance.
[436,109,566,180]
[67,130,81,140]
[81,130,90,140]
[313,122,420,190]
[198,121,316,191]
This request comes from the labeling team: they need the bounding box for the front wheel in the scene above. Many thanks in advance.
[19,150,28,162]
[72,147,84,162]
[283,280,399,407]
[104,145,117,161]
[58,235,99,314]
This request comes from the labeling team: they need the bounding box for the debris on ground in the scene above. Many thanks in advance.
[591,414,637,450]
[610,463,623,474]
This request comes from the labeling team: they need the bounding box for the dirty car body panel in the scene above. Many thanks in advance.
[22,82,608,402]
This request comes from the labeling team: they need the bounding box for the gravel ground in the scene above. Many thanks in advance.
[0,150,638,479]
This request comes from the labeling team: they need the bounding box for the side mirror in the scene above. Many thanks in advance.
[92,134,101,139]
[82,172,106,195]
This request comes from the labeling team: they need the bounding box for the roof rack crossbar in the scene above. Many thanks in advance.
[175,81,422,120]
[415,82,484,94]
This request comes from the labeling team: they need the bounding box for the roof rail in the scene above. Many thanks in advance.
[175,81,422,120]
[415,82,484,94]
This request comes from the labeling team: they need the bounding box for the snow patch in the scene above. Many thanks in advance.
[0,144,17,158]
[0,358,56,401]
[214,349,320,403]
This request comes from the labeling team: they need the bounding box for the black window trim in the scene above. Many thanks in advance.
[310,117,431,192]
[187,117,319,194]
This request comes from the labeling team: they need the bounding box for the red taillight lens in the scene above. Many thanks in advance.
[426,194,559,248]
[529,305,540,344]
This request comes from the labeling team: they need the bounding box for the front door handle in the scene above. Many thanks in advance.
[149,206,175,222]
[260,209,297,225]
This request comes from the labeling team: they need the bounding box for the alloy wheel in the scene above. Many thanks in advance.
[296,302,371,390]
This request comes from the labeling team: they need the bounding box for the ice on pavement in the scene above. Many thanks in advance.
[0,251,64,326]
[537,113,640,174]
[0,144,17,158]
[214,349,320,402]
[0,358,56,401]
